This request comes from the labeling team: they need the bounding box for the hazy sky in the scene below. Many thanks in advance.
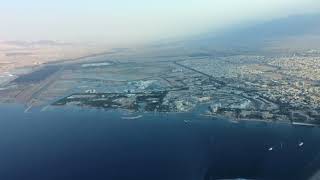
[1,0,319,45]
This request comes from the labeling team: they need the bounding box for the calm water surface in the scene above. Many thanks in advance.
[0,104,320,180]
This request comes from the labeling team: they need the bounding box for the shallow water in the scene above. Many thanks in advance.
[0,104,319,180]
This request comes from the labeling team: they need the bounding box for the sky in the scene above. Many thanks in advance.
[1,0,320,46]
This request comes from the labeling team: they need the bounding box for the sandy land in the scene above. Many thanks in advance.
[0,41,111,74]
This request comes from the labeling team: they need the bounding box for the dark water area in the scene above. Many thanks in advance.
[12,65,60,84]
[0,104,320,180]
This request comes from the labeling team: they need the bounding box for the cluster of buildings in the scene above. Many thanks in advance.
[1,53,320,124]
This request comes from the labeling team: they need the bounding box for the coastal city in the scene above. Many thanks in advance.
[2,2,320,180]
[0,50,320,125]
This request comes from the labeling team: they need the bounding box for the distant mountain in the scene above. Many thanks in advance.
[216,14,319,40]
[179,14,320,54]
[3,40,71,47]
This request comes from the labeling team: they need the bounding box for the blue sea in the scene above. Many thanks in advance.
[0,104,319,180]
